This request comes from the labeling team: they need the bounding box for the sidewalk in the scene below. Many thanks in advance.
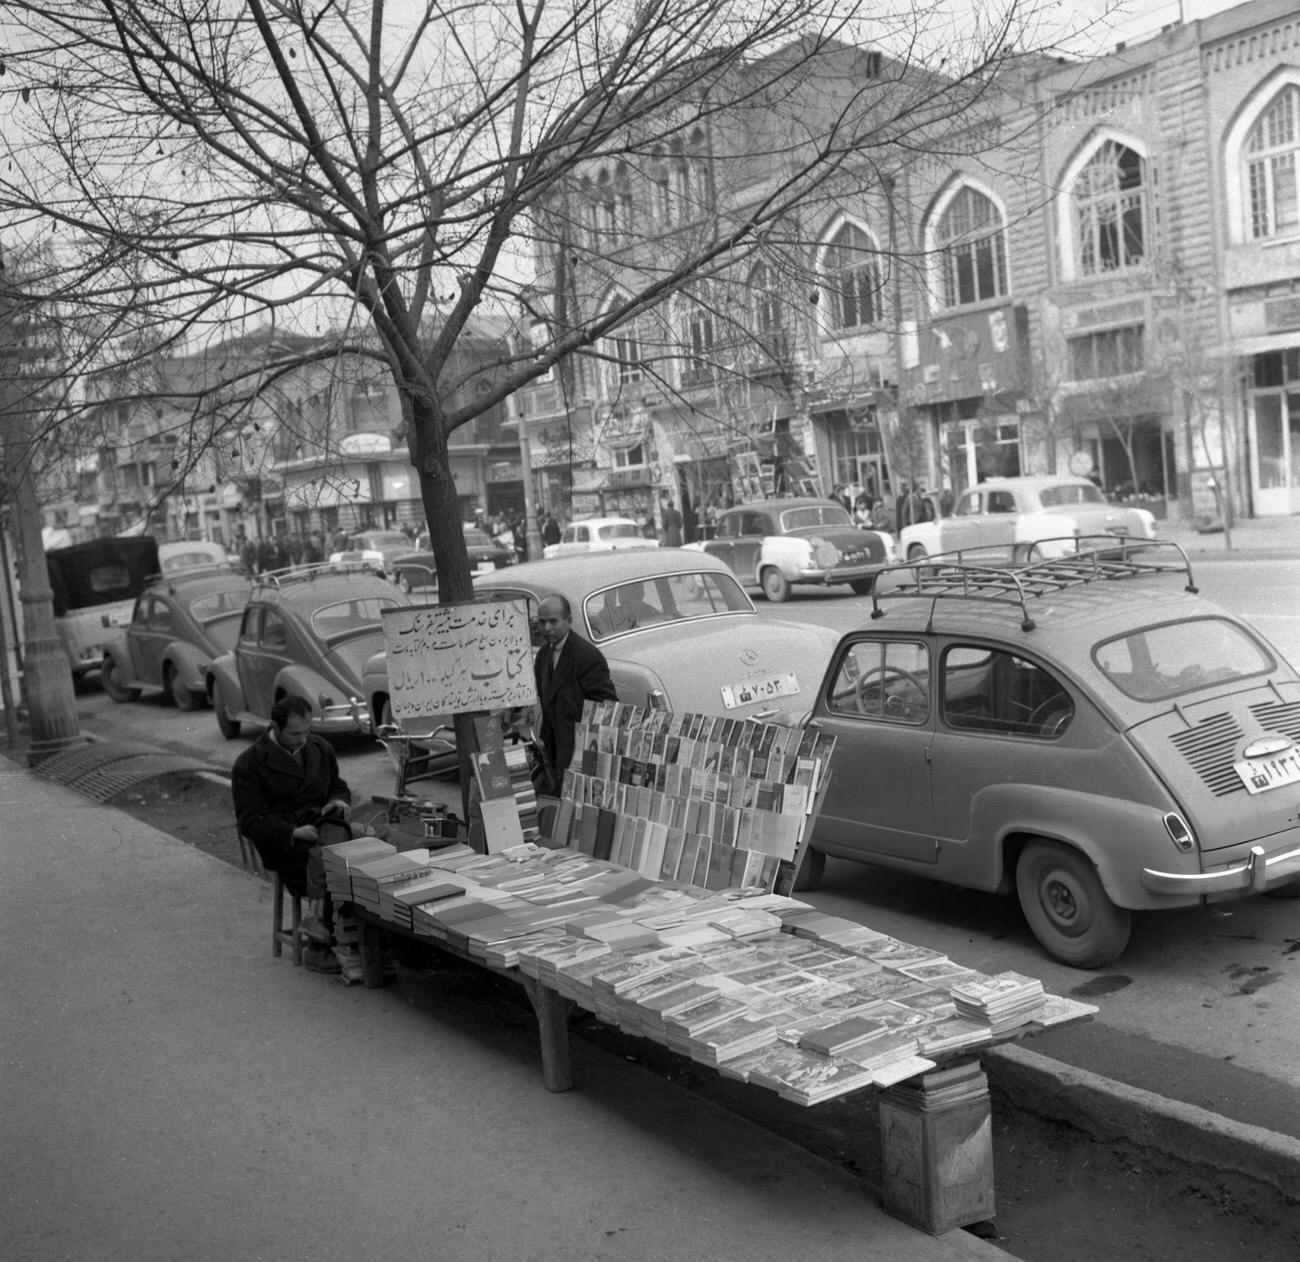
[1154,511,1300,560]
[0,753,1002,1262]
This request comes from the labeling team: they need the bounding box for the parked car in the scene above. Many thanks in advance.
[328,529,414,576]
[794,543,1300,968]
[389,526,516,593]
[542,516,656,559]
[157,540,237,575]
[46,536,160,681]
[206,565,409,739]
[687,497,892,602]
[101,567,253,710]
[899,476,1157,563]
[361,550,841,772]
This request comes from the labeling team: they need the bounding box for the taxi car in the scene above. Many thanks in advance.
[689,497,892,601]
[542,516,656,559]
[362,550,840,765]
[328,529,414,576]
[206,564,408,739]
[101,565,252,710]
[899,475,1156,563]
[795,541,1300,967]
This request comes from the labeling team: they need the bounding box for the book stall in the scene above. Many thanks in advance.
[338,602,1098,1234]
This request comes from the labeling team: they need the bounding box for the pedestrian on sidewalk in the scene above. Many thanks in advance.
[231,695,353,973]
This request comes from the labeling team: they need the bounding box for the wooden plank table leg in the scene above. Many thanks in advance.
[519,976,574,1092]
[359,919,387,989]
[876,1058,995,1235]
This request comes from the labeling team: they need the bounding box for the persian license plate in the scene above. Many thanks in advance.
[476,561,496,573]
[1234,748,1300,794]
[721,671,798,709]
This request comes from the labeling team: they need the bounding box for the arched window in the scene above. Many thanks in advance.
[935,187,1007,307]
[823,223,880,330]
[1073,141,1148,274]
[1245,85,1299,240]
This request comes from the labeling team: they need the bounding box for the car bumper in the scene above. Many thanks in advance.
[1142,841,1300,896]
[314,701,372,734]
[795,563,886,585]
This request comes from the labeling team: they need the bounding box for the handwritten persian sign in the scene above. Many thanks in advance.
[382,599,536,718]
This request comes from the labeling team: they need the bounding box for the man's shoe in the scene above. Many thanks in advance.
[303,945,342,974]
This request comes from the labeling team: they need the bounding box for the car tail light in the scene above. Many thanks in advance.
[318,692,334,710]
[1162,812,1195,853]
[812,538,839,566]
[646,689,668,710]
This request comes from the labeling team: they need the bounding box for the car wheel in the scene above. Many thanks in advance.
[165,663,205,711]
[848,578,874,596]
[213,680,242,740]
[792,847,825,892]
[760,567,791,603]
[100,656,140,703]
[1016,839,1131,969]
[906,544,928,562]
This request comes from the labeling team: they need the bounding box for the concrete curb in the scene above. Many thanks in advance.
[987,1045,1300,1205]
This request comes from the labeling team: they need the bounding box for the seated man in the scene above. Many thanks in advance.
[613,580,660,629]
[232,695,352,973]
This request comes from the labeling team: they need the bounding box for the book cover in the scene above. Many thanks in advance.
[593,807,617,862]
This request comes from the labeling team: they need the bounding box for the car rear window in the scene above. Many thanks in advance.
[782,506,853,531]
[311,597,401,640]
[1094,617,1274,701]
[1039,483,1105,507]
[598,523,643,541]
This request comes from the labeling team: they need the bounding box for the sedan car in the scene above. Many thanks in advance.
[207,565,409,739]
[688,497,892,601]
[362,550,841,771]
[542,516,657,559]
[101,566,253,710]
[157,540,237,575]
[389,526,515,593]
[899,476,1157,563]
[795,543,1300,968]
[328,529,415,576]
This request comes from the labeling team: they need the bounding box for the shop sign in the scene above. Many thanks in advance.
[339,431,392,455]
[908,304,1027,403]
[1264,295,1300,334]
[488,461,521,482]
[1061,296,1146,332]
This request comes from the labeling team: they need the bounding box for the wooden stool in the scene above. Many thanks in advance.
[238,833,305,966]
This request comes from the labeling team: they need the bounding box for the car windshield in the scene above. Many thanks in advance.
[161,549,224,572]
[1039,483,1106,507]
[1094,616,1274,701]
[310,596,402,642]
[464,529,496,548]
[190,589,249,651]
[358,533,408,549]
[585,571,751,641]
[782,505,853,531]
[326,628,388,679]
[597,523,643,541]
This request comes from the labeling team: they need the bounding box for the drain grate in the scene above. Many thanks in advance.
[75,753,218,803]
[32,741,217,802]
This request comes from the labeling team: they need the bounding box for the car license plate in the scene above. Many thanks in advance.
[476,561,496,574]
[1234,748,1300,794]
[721,672,798,709]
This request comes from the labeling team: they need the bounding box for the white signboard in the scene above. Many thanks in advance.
[382,599,536,718]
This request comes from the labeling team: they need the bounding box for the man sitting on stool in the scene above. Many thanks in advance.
[232,695,352,973]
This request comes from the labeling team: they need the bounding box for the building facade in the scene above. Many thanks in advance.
[520,0,1300,531]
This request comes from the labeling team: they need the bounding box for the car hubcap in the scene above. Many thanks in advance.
[1044,877,1079,925]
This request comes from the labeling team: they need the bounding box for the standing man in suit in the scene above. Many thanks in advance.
[533,594,617,797]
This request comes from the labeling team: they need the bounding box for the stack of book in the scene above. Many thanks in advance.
[951,971,1046,1034]
[321,836,396,901]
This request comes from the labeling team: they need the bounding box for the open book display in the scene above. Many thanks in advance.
[322,836,1096,1106]
[549,700,834,893]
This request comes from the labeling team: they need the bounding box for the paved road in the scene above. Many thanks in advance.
[70,549,1300,1145]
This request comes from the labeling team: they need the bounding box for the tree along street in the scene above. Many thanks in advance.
[73,556,1300,1143]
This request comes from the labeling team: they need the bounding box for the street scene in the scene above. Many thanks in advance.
[5,0,1300,1259]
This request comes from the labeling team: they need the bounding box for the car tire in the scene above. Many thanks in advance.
[792,847,825,892]
[760,567,791,603]
[101,656,140,703]
[848,578,874,596]
[213,680,241,739]
[906,544,928,562]
[1016,839,1131,969]
[165,663,205,711]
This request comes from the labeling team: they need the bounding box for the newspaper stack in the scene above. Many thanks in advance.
[951,971,1046,1034]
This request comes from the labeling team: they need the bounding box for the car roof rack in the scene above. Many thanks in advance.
[869,536,1198,633]
[252,561,377,591]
